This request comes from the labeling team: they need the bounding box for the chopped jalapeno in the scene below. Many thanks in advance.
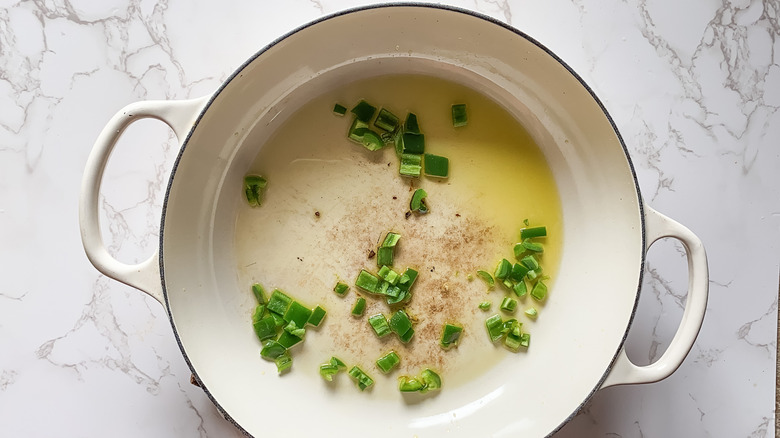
[368,313,392,338]
[253,315,277,341]
[251,304,266,324]
[320,363,340,381]
[440,323,463,349]
[500,297,518,313]
[451,103,468,127]
[494,258,512,281]
[375,108,400,132]
[423,153,449,178]
[251,283,267,304]
[476,270,495,289]
[356,270,381,294]
[277,331,302,349]
[267,290,293,316]
[524,307,539,319]
[260,340,286,360]
[389,310,413,337]
[478,301,491,311]
[307,305,327,326]
[522,239,544,253]
[410,188,429,214]
[275,351,292,375]
[334,282,349,296]
[399,153,422,178]
[419,369,441,392]
[376,351,401,373]
[352,297,367,316]
[485,314,504,342]
[348,366,374,391]
[520,226,547,239]
[283,301,312,327]
[398,376,424,392]
[513,280,528,297]
[531,281,548,302]
[520,255,540,272]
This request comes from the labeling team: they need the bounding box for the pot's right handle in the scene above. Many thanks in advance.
[79,96,209,304]
[601,205,709,388]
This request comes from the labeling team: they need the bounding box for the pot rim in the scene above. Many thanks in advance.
[158,3,646,437]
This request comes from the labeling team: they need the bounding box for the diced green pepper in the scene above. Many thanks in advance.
[267,290,293,316]
[252,315,277,341]
[376,246,394,267]
[513,242,526,260]
[485,314,504,342]
[308,305,327,326]
[270,312,285,328]
[505,331,522,350]
[368,313,392,338]
[420,369,441,392]
[376,351,401,374]
[478,301,491,311]
[520,226,547,239]
[500,297,518,313]
[351,100,377,122]
[333,103,347,116]
[399,153,422,178]
[521,255,540,272]
[404,112,420,134]
[360,129,384,151]
[284,301,312,327]
[382,232,401,248]
[389,310,413,336]
[476,270,495,289]
[410,188,429,214]
[251,304,266,324]
[398,376,424,392]
[334,282,349,296]
[320,363,340,381]
[244,175,268,207]
[260,340,286,360]
[531,281,548,302]
[277,331,302,349]
[378,267,400,285]
[451,103,468,127]
[401,132,425,154]
[440,323,463,349]
[513,280,528,297]
[494,259,512,281]
[522,239,544,253]
[330,357,347,369]
[275,351,292,375]
[356,270,381,294]
[283,320,306,338]
[251,283,267,304]
[374,108,400,132]
[348,118,370,143]
[399,327,415,343]
[525,307,538,319]
[423,154,449,178]
[352,297,367,316]
[519,333,531,348]
[348,366,374,391]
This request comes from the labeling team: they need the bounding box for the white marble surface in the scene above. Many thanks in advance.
[1,0,777,436]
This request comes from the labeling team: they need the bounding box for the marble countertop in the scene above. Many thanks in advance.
[1,0,777,436]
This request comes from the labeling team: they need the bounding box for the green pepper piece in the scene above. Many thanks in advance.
[451,103,467,127]
[348,366,374,391]
[333,103,347,116]
[260,340,286,360]
[478,301,491,311]
[531,281,548,302]
[284,320,306,338]
[509,263,529,282]
[275,351,292,375]
[423,153,449,178]
[504,331,522,350]
[513,280,528,298]
[378,266,401,285]
[513,243,526,260]
[376,351,401,374]
[374,108,400,132]
[320,363,340,381]
[476,270,495,290]
[284,301,312,327]
[485,314,504,342]
[330,357,347,369]
[348,118,370,143]
[525,307,538,319]
[389,310,413,336]
[368,313,392,338]
[334,281,350,296]
[401,132,425,154]
[519,333,531,348]
[356,270,381,294]
[494,259,512,281]
[420,369,441,392]
[377,246,394,268]
[244,175,268,207]
[522,239,544,253]
[360,129,385,151]
[410,188,429,214]
[440,323,463,349]
[351,100,377,122]
[277,331,302,349]
[399,153,422,178]
[270,312,285,328]
[520,255,540,272]
[500,297,518,313]
[352,297,367,316]
[520,226,547,239]
[251,283,267,304]
[399,327,415,343]
[308,305,327,326]
[267,290,293,316]
[251,304,266,324]
[404,112,420,134]
[382,232,401,248]
[398,375,424,392]
[252,315,276,341]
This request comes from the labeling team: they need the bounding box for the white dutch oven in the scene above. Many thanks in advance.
[79,4,708,437]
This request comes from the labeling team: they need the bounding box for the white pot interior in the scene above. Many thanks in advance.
[161,5,643,437]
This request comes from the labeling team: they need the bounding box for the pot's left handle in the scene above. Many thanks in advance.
[79,96,210,304]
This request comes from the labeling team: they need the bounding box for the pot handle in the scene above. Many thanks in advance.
[600,205,708,388]
[78,96,209,304]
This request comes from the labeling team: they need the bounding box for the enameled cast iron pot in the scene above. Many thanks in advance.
[79,4,708,437]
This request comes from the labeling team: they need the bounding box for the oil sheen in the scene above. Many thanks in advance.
[234,74,563,397]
